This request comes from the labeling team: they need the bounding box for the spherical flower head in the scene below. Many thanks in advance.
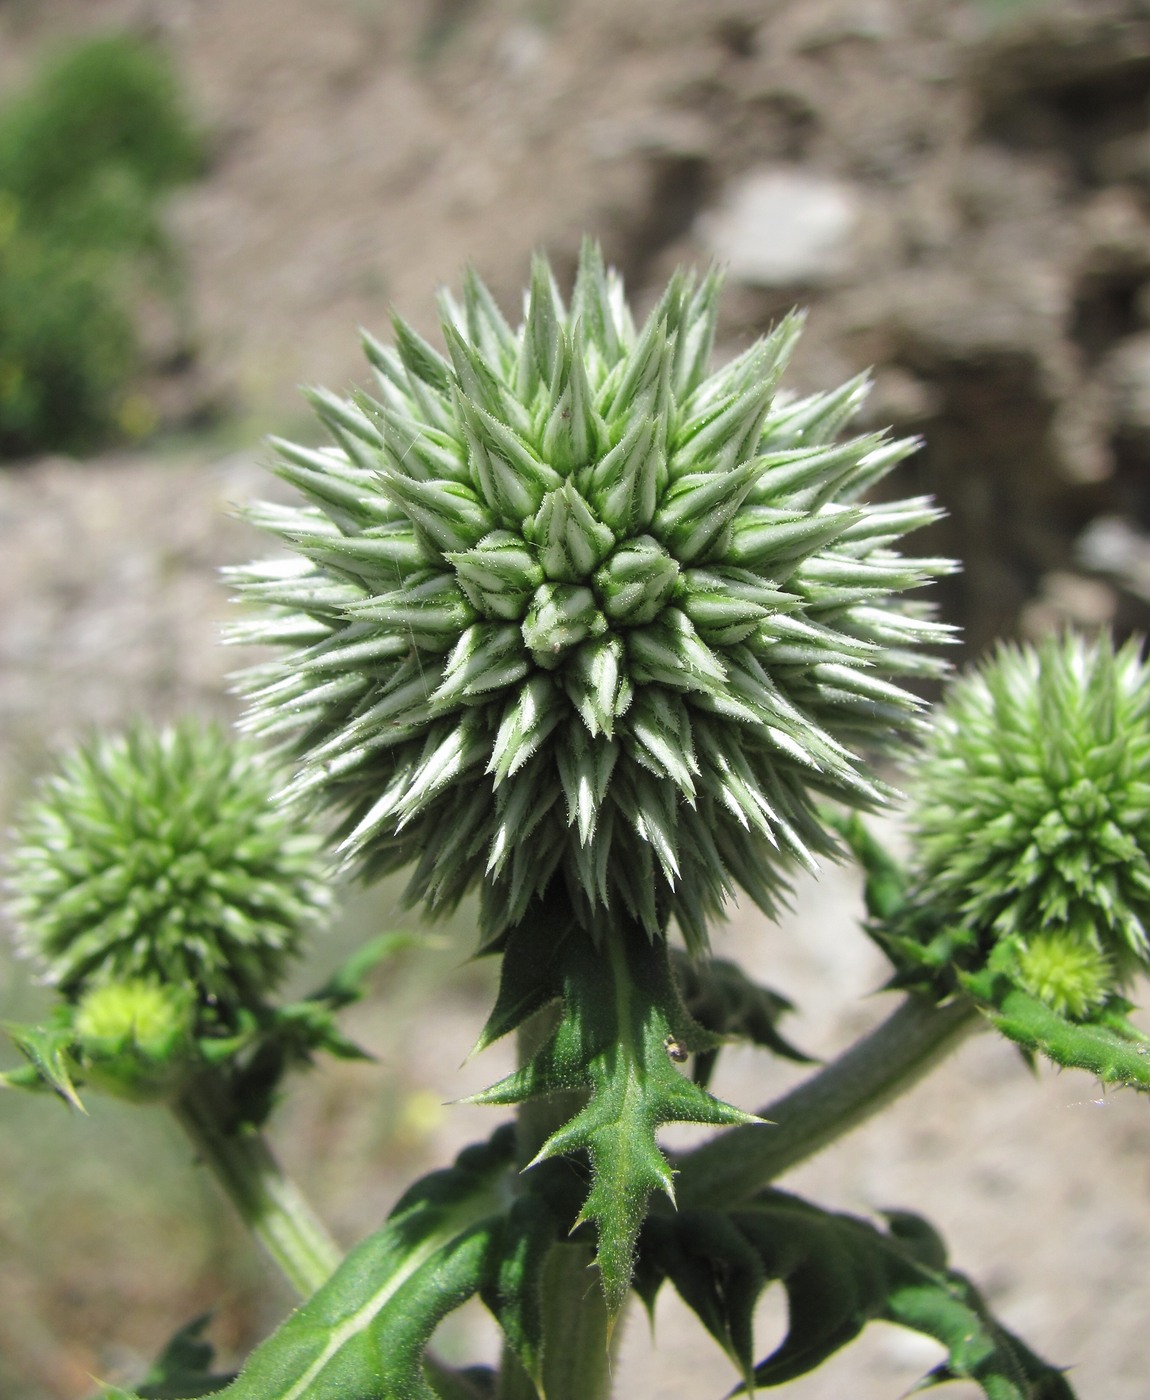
[232,242,951,948]
[7,720,331,1013]
[907,634,1150,997]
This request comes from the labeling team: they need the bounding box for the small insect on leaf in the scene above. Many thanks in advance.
[664,1034,689,1064]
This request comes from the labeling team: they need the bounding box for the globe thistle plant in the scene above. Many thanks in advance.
[5,722,352,1295]
[7,719,331,1017]
[2,249,1130,1400]
[232,242,952,950]
[905,634,1150,1010]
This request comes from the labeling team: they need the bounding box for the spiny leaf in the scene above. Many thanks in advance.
[638,1191,1076,1398]
[468,901,760,1313]
[133,1314,235,1398]
[3,1018,85,1109]
[670,951,812,1087]
[964,973,1150,1089]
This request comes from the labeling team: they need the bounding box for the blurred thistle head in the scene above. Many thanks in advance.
[907,633,1150,1006]
[7,720,330,1014]
[232,241,952,948]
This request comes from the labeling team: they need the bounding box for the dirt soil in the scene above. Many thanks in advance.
[1,1,1150,1397]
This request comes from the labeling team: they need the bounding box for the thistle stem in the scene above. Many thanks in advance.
[674,992,982,1209]
[173,1074,342,1298]
[495,1003,615,1400]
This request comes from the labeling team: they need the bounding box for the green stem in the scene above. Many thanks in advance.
[495,998,616,1400]
[497,1243,613,1400]
[674,993,982,1209]
[173,1074,342,1298]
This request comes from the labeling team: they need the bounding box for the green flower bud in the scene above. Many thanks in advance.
[594,536,680,626]
[449,530,544,620]
[73,979,196,1101]
[232,242,951,947]
[529,481,616,584]
[7,721,331,1014]
[522,582,608,667]
[907,634,1150,994]
[1013,933,1115,1020]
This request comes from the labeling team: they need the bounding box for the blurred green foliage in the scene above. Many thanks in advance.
[0,34,204,458]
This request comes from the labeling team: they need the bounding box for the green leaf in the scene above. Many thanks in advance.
[87,1316,234,1400]
[190,928,421,1131]
[638,1191,1075,1398]
[208,1129,517,1400]
[827,810,988,999]
[197,997,376,1133]
[0,1061,58,1093]
[669,952,812,1087]
[136,1315,235,1397]
[888,1272,1074,1399]
[469,902,759,1312]
[306,929,423,1009]
[479,1194,558,1391]
[965,976,1150,1089]
[823,809,908,923]
[2,1017,84,1109]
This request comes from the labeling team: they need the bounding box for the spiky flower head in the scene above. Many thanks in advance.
[7,720,330,1014]
[906,634,1150,1003]
[233,242,951,948]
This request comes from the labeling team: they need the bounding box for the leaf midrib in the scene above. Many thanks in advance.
[275,1191,499,1400]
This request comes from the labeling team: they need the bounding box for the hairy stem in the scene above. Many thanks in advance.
[173,1074,342,1298]
[674,993,981,1209]
[496,995,616,1400]
[497,1243,613,1400]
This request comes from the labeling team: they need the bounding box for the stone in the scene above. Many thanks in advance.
[1019,570,1117,638]
[695,166,863,287]
[1077,515,1150,601]
[1101,332,1150,439]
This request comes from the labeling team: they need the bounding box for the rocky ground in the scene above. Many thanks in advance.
[5,0,1150,647]
[2,1,1150,1396]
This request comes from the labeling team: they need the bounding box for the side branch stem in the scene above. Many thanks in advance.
[674,993,981,1209]
[173,1074,342,1298]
